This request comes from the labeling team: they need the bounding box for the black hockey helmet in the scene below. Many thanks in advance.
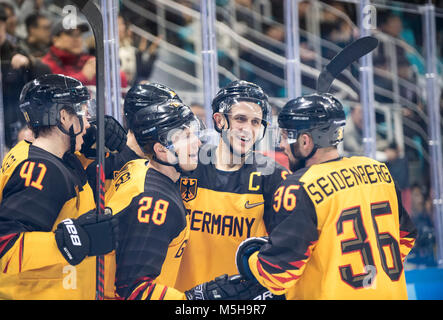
[19,74,91,130]
[278,93,346,148]
[129,98,199,154]
[211,80,271,134]
[123,82,182,129]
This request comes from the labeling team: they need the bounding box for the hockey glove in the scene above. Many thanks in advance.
[55,209,118,265]
[185,274,284,300]
[236,236,269,280]
[81,115,127,158]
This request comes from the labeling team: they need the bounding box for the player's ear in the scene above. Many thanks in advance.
[300,133,313,151]
[153,142,167,157]
[300,133,309,146]
[59,108,73,128]
[213,113,226,131]
[59,108,67,122]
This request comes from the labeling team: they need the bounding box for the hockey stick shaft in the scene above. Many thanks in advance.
[316,36,378,93]
[70,0,106,300]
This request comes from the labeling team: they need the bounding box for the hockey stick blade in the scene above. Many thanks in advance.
[316,36,378,93]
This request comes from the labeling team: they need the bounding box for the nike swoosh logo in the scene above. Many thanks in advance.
[245,201,265,209]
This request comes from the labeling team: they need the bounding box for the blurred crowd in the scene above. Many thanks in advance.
[0,0,441,268]
[0,0,161,150]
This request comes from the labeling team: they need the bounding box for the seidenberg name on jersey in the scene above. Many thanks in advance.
[306,162,393,205]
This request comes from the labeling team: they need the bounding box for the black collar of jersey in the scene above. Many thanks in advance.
[320,156,343,165]
[148,164,180,185]
[29,143,60,159]
[290,156,343,181]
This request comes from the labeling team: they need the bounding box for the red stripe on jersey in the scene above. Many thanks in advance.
[19,235,24,273]
[288,241,317,269]
[159,287,167,300]
[256,260,285,292]
[400,231,411,238]
[288,260,305,269]
[400,238,414,248]
[258,256,283,270]
[3,257,10,273]
[128,279,152,300]
[270,272,301,284]
[145,284,156,300]
[0,234,17,256]
[304,241,317,257]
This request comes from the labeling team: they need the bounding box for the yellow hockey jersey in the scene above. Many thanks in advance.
[0,141,96,300]
[248,156,417,299]
[175,149,288,291]
[104,160,189,300]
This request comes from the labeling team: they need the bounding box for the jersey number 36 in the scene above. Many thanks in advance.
[336,201,403,289]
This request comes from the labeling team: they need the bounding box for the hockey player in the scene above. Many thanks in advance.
[105,84,271,300]
[0,74,116,299]
[103,84,200,299]
[83,83,183,194]
[174,80,288,294]
[236,93,418,299]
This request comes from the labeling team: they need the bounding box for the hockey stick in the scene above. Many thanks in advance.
[70,0,106,300]
[316,36,379,93]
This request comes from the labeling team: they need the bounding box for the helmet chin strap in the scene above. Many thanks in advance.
[289,143,317,172]
[57,117,84,154]
[151,146,197,175]
[221,129,250,159]
[152,152,183,174]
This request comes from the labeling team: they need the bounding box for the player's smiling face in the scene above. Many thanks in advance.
[224,102,263,156]
[168,125,201,172]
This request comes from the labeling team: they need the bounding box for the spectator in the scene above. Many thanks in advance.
[42,18,128,88]
[175,1,197,53]
[239,22,285,97]
[384,141,411,211]
[372,54,395,104]
[375,11,412,75]
[269,0,284,23]
[0,5,50,148]
[406,184,437,268]
[0,1,17,44]
[342,103,389,157]
[118,14,159,86]
[322,17,354,49]
[119,1,158,39]
[233,0,254,30]
[384,142,409,191]
[18,12,51,58]
[0,0,35,39]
